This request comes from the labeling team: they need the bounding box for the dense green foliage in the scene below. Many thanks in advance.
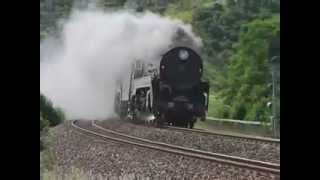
[163,0,279,121]
[192,0,279,90]
[222,15,279,121]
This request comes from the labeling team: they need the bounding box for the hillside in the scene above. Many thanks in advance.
[40,0,280,122]
[162,0,280,122]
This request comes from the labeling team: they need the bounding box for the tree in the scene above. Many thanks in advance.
[222,15,279,121]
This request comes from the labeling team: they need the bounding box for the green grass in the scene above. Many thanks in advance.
[40,128,58,179]
[207,94,230,118]
[207,94,215,117]
[195,119,273,137]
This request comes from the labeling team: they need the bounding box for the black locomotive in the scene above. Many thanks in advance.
[115,46,209,128]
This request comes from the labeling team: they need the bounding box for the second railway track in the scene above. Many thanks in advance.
[72,119,280,175]
[162,125,280,145]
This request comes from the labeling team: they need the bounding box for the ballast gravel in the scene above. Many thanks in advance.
[97,119,280,164]
[49,121,280,180]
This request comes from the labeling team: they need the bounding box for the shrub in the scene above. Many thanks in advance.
[40,93,65,126]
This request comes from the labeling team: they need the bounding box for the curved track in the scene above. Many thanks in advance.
[71,119,280,175]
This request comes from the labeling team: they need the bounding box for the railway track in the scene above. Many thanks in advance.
[71,119,280,175]
[162,125,280,144]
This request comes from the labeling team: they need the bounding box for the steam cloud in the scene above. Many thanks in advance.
[40,8,201,120]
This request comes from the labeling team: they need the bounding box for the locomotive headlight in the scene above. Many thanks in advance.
[178,49,189,61]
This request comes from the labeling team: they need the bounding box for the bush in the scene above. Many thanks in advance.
[247,100,272,122]
[229,100,247,120]
[40,93,65,126]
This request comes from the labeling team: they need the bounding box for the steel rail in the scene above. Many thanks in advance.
[71,120,280,174]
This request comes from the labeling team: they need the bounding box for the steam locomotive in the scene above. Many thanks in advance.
[114,46,209,128]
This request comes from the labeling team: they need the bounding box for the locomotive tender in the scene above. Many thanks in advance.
[114,46,209,128]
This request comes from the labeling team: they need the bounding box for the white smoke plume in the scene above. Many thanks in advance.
[40,8,201,120]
